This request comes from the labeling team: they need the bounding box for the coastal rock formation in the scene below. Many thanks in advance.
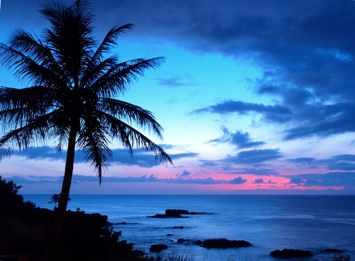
[270,249,313,258]
[165,209,201,215]
[325,248,343,253]
[150,244,168,252]
[198,238,252,249]
[173,226,184,229]
[177,238,187,243]
[147,209,204,218]
[148,213,184,218]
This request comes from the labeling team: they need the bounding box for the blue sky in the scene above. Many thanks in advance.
[1,0,355,194]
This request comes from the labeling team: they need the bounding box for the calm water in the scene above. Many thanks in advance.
[23,195,355,261]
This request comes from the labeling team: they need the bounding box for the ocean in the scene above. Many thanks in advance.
[23,194,355,261]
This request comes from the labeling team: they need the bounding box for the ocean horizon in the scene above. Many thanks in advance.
[23,194,355,261]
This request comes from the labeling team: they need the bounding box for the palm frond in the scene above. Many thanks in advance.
[40,0,95,85]
[81,24,134,87]
[89,57,164,97]
[0,111,57,150]
[0,42,69,88]
[76,114,113,183]
[99,98,164,138]
[92,109,172,165]
[0,86,57,129]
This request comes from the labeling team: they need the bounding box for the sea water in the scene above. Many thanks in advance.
[23,195,355,261]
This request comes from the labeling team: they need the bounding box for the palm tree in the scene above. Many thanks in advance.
[0,0,172,260]
[49,193,70,209]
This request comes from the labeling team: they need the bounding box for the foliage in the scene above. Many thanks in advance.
[0,178,153,261]
[49,193,70,209]
[330,254,352,261]
[0,176,36,216]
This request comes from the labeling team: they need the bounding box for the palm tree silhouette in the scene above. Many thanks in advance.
[0,0,172,260]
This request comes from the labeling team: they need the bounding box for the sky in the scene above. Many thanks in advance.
[1,0,355,194]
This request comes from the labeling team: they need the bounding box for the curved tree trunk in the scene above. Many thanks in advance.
[41,126,77,261]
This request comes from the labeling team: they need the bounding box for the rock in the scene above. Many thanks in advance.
[270,249,313,258]
[166,209,190,215]
[325,248,343,253]
[148,209,205,218]
[132,250,144,256]
[195,240,203,246]
[148,213,183,218]
[172,226,184,229]
[167,233,173,236]
[201,238,251,249]
[150,244,168,253]
[177,238,187,243]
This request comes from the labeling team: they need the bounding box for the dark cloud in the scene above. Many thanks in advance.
[223,149,282,165]
[170,152,199,161]
[288,158,316,165]
[288,172,355,187]
[208,127,265,149]
[289,154,355,171]
[230,131,265,149]
[10,175,63,184]
[289,177,303,185]
[228,177,247,184]
[193,100,292,123]
[11,174,226,185]
[10,146,197,168]
[254,178,264,184]
[156,76,199,88]
[228,167,278,176]
[327,155,355,171]
[12,146,65,161]
[199,154,281,175]
[177,170,191,178]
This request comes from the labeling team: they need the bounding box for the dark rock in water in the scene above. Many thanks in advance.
[149,213,183,218]
[150,244,168,252]
[270,249,313,258]
[167,233,173,236]
[201,238,251,249]
[173,226,184,229]
[177,238,187,243]
[148,209,205,218]
[166,209,203,215]
[132,250,144,256]
[195,240,203,246]
[325,248,343,253]
[166,209,190,215]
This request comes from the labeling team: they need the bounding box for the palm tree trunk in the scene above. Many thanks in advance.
[41,126,77,261]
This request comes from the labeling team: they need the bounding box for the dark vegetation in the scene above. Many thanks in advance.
[0,177,154,261]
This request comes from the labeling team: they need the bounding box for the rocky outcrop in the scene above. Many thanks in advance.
[172,226,184,229]
[197,238,251,249]
[147,209,204,218]
[325,248,343,253]
[165,209,201,215]
[177,238,187,243]
[149,244,168,252]
[270,249,313,258]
